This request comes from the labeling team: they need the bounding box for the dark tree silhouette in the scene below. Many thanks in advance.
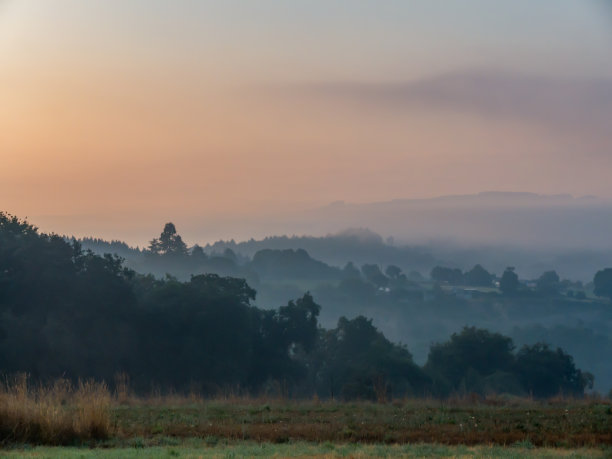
[500,267,519,295]
[464,264,493,287]
[311,316,427,400]
[515,343,593,397]
[425,327,515,395]
[148,222,188,256]
[536,270,560,295]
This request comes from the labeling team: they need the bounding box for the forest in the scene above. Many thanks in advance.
[0,212,601,400]
[79,220,612,395]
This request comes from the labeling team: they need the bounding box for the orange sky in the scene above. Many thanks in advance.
[1,1,611,243]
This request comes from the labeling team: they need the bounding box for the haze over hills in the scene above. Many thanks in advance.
[73,208,612,393]
[59,191,612,282]
[33,191,609,249]
[289,191,612,280]
[307,191,609,249]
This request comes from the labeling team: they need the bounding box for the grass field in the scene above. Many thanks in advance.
[1,441,610,458]
[110,397,612,447]
[2,377,612,457]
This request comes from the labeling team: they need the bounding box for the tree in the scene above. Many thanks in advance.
[593,268,612,300]
[277,292,321,352]
[499,267,519,295]
[312,316,427,400]
[464,264,493,287]
[148,222,188,257]
[425,327,515,395]
[249,293,321,387]
[536,270,560,295]
[515,343,594,397]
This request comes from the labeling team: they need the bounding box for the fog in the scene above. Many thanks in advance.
[34,191,611,244]
[72,194,612,394]
[41,191,612,282]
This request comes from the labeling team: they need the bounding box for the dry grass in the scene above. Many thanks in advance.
[111,394,612,447]
[0,374,111,445]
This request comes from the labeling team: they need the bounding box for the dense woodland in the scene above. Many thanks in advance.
[0,213,604,399]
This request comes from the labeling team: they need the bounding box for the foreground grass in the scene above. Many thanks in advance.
[111,398,612,447]
[2,376,612,450]
[0,375,110,445]
[1,441,609,458]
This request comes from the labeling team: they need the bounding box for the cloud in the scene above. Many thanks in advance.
[288,71,612,141]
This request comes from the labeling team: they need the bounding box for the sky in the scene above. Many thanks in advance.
[1,1,612,244]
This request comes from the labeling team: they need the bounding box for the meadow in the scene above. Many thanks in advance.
[2,442,608,458]
[1,376,612,457]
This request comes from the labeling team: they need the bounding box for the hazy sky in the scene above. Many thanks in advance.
[1,1,612,242]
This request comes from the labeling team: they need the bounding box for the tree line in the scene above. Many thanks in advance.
[430,264,612,300]
[86,223,612,302]
[0,213,595,399]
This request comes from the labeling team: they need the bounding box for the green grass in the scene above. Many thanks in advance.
[1,441,608,458]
